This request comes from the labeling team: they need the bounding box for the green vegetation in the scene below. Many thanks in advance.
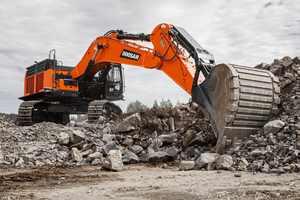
[70,114,88,122]
[158,98,173,108]
[126,100,149,113]
[0,112,18,121]
[126,98,183,113]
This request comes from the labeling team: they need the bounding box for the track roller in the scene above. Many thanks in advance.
[87,100,122,123]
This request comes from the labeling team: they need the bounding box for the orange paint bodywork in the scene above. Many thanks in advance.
[70,23,203,95]
[24,23,203,98]
[24,68,78,97]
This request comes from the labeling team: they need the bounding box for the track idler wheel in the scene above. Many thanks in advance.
[192,64,280,153]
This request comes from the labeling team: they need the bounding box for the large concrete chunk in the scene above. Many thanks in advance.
[157,133,178,144]
[182,130,197,147]
[102,150,123,171]
[71,147,83,162]
[122,149,139,164]
[263,120,285,135]
[113,121,135,133]
[179,161,195,171]
[102,134,115,144]
[149,151,171,162]
[58,132,69,145]
[129,145,143,155]
[215,155,233,170]
[147,138,163,154]
[70,130,86,144]
[113,113,141,133]
[125,113,141,126]
[103,141,119,155]
[195,153,219,168]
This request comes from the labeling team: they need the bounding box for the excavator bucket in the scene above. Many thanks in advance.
[192,64,280,153]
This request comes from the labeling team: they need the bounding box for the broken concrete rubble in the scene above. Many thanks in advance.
[0,55,300,174]
[102,150,123,171]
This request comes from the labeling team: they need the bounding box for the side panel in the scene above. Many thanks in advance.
[43,69,54,89]
[26,76,35,95]
[36,73,44,92]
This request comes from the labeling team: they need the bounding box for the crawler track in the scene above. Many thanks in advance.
[17,101,40,126]
[87,100,122,123]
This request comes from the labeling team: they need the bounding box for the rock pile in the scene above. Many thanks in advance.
[0,100,215,170]
[0,56,300,173]
[224,56,300,173]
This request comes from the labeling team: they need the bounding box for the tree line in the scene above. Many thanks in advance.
[0,112,18,121]
[126,98,181,113]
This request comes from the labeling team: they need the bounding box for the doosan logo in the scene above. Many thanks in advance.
[120,49,141,61]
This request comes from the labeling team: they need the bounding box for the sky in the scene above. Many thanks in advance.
[0,0,299,114]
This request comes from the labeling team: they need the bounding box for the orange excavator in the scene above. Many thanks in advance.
[18,23,280,151]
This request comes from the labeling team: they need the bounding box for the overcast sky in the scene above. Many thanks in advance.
[0,0,299,114]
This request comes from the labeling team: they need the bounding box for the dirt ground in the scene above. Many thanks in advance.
[0,164,299,200]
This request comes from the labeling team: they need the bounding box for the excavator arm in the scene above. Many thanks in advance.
[70,23,213,95]
[70,23,280,152]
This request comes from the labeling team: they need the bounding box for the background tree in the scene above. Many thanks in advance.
[126,100,148,113]
[175,99,181,106]
[159,98,173,108]
[0,112,18,121]
[152,100,159,108]
[70,114,87,122]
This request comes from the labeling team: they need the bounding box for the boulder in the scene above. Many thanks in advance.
[215,155,233,170]
[187,134,206,147]
[125,113,141,126]
[152,117,163,132]
[88,152,103,161]
[102,127,111,134]
[179,161,195,171]
[128,145,143,155]
[122,137,134,146]
[122,149,139,164]
[182,129,197,147]
[71,148,83,162]
[195,153,219,168]
[92,158,103,165]
[103,141,119,155]
[149,151,171,162]
[58,132,70,145]
[81,149,93,157]
[263,120,285,135]
[102,150,123,171]
[113,121,135,133]
[251,149,263,156]
[147,138,163,154]
[102,134,115,143]
[166,146,179,158]
[168,117,175,131]
[157,133,178,144]
[113,113,141,133]
[81,142,95,151]
[70,130,86,144]
[293,56,300,64]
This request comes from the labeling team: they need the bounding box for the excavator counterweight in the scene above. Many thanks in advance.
[18,23,280,151]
